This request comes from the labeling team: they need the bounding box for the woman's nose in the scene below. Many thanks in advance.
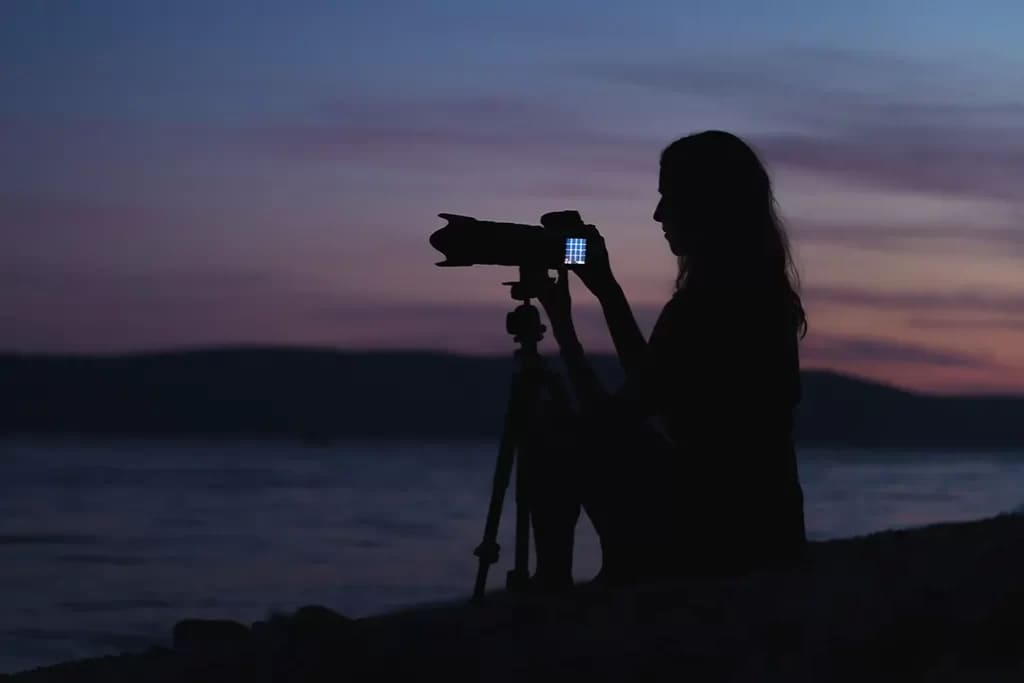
[653,199,663,223]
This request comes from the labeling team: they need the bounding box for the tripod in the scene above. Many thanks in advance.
[471,267,572,604]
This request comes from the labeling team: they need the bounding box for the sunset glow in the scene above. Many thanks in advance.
[2,1,1022,393]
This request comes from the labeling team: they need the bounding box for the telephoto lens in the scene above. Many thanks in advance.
[429,211,588,269]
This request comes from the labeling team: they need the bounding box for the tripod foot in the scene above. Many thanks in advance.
[506,568,531,592]
[526,574,575,594]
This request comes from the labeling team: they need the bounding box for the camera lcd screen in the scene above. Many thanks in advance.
[564,237,587,265]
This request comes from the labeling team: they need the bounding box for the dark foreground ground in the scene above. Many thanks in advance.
[6,514,1024,682]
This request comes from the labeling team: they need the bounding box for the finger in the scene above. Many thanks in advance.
[540,210,582,228]
[437,213,474,222]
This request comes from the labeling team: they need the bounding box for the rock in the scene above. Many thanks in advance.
[245,606,357,681]
[290,605,353,636]
[171,618,251,654]
[13,516,1024,681]
[249,606,354,654]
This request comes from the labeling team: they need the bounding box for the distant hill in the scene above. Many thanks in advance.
[1,348,1021,448]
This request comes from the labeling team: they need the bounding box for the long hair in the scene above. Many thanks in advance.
[660,130,807,338]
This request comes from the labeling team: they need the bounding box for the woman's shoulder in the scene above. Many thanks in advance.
[661,287,726,322]
[650,290,710,350]
[654,290,694,329]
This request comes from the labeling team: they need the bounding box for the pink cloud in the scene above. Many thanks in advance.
[804,285,1024,317]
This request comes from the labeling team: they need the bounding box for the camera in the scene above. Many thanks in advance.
[429,210,590,270]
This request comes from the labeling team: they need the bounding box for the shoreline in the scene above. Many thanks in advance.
[5,435,1022,456]
[8,513,1024,681]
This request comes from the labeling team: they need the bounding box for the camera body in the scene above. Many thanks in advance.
[430,210,589,270]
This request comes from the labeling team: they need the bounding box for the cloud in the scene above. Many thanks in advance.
[577,46,1024,202]
[236,93,656,172]
[239,94,626,154]
[0,266,284,300]
[517,180,642,201]
[0,194,263,270]
[802,332,993,370]
[0,262,325,353]
[573,45,955,119]
[791,222,1024,254]
[790,222,1024,264]
[753,129,1024,202]
[804,285,1024,317]
[312,300,664,353]
[905,315,1024,333]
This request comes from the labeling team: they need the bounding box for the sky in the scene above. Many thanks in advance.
[2,0,1023,394]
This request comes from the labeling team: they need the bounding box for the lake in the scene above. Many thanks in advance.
[1,439,1023,673]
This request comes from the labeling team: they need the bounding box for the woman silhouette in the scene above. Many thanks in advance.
[528,130,807,589]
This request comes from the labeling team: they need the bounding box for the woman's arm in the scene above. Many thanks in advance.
[570,226,650,379]
[594,280,648,377]
[550,315,612,414]
[536,269,610,413]
[573,225,695,424]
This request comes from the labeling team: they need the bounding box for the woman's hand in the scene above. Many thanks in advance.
[537,268,584,351]
[569,224,619,298]
[536,268,572,328]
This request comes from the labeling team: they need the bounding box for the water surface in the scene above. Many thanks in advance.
[1,439,1022,673]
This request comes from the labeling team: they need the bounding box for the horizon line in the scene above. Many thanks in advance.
[3,344,1022,399]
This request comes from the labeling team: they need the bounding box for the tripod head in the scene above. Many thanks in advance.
[502,265,554,302]
[502,266,552,346]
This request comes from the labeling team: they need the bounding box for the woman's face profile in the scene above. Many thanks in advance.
[654,165,689,256]
[654,193,682,256]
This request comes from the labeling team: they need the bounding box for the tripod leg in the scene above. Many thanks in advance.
[507,373,544,592]
[472,296,569,603]
[519,362,584,590]
[471,375,524,603]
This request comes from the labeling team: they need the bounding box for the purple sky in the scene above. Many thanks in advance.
[2,1,1023,393]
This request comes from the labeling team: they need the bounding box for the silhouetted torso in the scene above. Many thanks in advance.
[626,282,806,573]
